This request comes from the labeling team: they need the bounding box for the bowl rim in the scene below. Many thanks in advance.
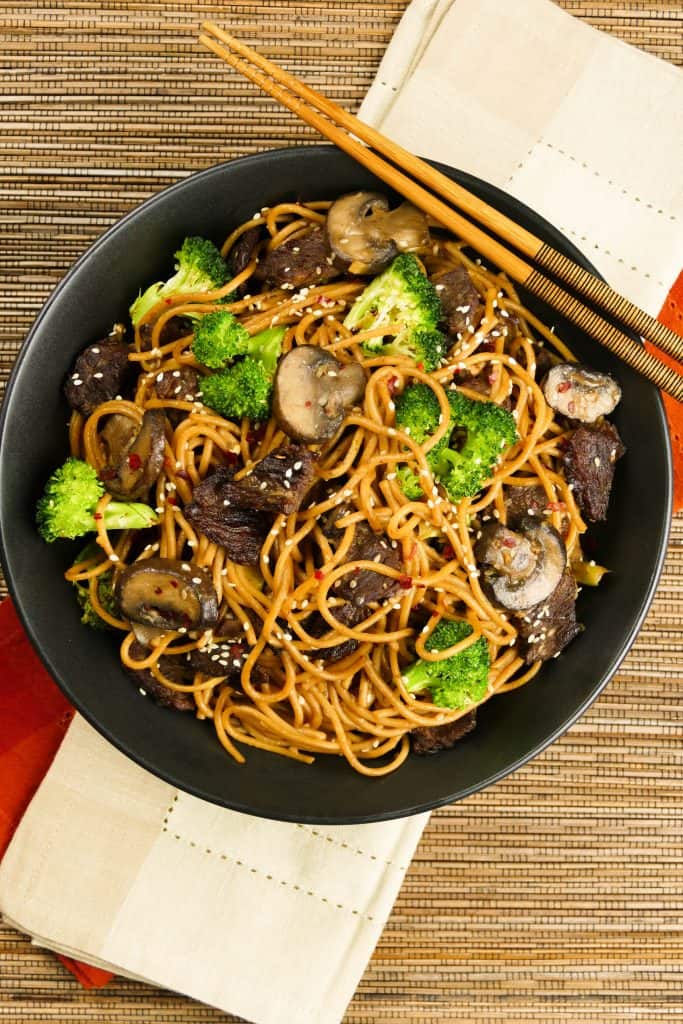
[0,145,673,822]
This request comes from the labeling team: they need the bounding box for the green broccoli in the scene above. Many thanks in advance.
[394,383,517,504]
[343,254,445,371]
[191,310,250,368]
[433,390,518,502]
[402,619,489,709]
[36,458,159,542]
[199,357,273,421]
[197,324,286,421]
[130,236,229,326]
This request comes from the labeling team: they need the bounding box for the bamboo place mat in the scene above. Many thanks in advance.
[1,1,682,1021]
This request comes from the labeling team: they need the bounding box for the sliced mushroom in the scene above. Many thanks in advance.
[272,346,366,443]
[115,558,219,632]
[475,519,566,611]
[326,192,430,275]
[542,363,621,423]
[102,408,166,500]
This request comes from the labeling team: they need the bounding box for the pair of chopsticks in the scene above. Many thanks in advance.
[199,22,683,403]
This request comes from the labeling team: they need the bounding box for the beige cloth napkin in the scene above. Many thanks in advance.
[3,2,683,1022]
[360,0,683,315]
[0,716,428,1023]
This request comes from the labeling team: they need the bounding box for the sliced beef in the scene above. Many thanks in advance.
[139,316,193,351]
[562,421,625,522]
[305,601,366,662]
[64,335,132,416]
[230,445,317,515]
[229,225,263,294]
[324,507,402,608]
[153,366,200,403]
[126,640,196,711]
[433,265,484,339]
[185,467,270,565]
[255,228,340,289]
[412,710,477,755]
[504,484,547,526]
[514,569,582,664]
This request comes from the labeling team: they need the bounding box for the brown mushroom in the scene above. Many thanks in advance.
[101,408,166,500]
[542,363,621,423]
[272,346,366,443]
[326,192,430,275]
[115,558,219,632]
[475,519,566,611]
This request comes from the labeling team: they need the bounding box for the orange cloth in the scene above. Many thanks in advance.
[0,278,680,991]
[646,270,683,512]
[0,598,113,989]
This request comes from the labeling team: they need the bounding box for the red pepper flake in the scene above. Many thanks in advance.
[407,542,417,560]
[93,512,103,521]
[386,375,399,395]
[154,586,163,595]
[502,537,516,548]
[164,298,173,305]
[305,400,312,408]
[545,501,566,512]
[230,644,244,659]
[354,566,361,574]
[398,574,413,589]
[487,373,497,385]
[167,495,177,506]
[163,456,174,471]
[557,381,572,393]
[416,362,424,372]
[314,569,324,581]
[128,452,142,470]
[442,544,454,560]
[170,579,179,588]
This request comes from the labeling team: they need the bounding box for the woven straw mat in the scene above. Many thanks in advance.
[1,2,682,1021]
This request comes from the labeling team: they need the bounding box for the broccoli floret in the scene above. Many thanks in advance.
[435,391,518,502]
[196,324,285,420]
[343,254,444,371]
[394,385,517,503]
[36,458,159,542]
[402,619,489,709]
[192,310,250,368]
[199,357,273,421]
[395,381,440,442]
[130,236,228,326]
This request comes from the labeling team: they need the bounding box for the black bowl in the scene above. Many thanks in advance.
[0,146,671,823]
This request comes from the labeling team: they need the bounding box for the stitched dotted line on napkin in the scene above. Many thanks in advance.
[159,796,377,922]
[294,824,407,871]
[507,139,678,223]
[554,224,668,289]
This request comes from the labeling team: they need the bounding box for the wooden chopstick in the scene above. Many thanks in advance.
[199,23,683,404]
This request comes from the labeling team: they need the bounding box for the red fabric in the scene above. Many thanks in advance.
[0,598,113,988]
[648,270,683,513]
[0,276,680,992]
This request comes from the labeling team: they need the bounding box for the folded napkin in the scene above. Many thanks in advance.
[360,0,683,506]
[2,2,683,1022]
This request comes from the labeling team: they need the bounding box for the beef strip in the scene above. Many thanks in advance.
[184,467,271,565]
[411,710,477,755]
[562,421,625,522]
[305,601,367,663]
[64,335,132,416]
[229,225,263,295]
[126,640,196,711]
[323,506,402,608]
[229,445,317,515]
[503,484,548,526]
[433,265,484,339]
[138,316,193,351]
[153,366,199,403]
[514,569,582,664]
[254,228,340,289]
